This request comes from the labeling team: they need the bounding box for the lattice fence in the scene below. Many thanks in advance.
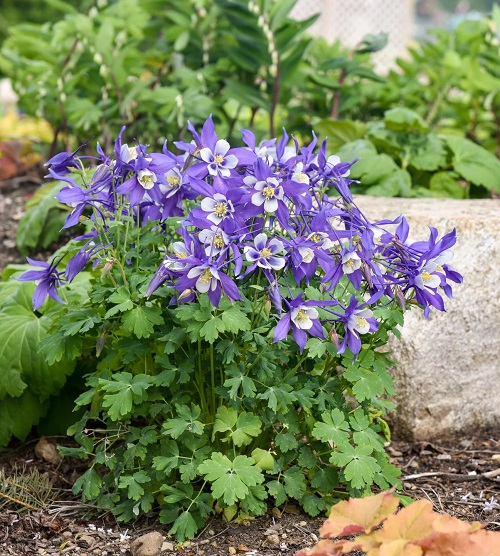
[290,0,416,72]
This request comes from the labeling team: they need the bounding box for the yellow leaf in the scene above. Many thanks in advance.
[320,491,400,538]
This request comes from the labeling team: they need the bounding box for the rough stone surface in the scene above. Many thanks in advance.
[355,196,500,440]
[130,531,164,556]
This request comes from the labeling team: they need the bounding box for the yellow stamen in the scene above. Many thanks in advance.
[260,247,272,259]
[421,271,432,282]
[199,268,213,284]
[310,233,322,243]
[213,233,225,249]
[356,317,368,329]
[344,258,354,268]
[293,172,307,182]
[176,251,187,259]
[214,154,224,165]
[263,185,275,199]
[295,309,308,323]
[436,265,443,273]
[139,174,154,188]
[167,175,180,186]
[214,202,228,218]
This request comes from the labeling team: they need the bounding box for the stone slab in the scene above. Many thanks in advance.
[354,196,500,440]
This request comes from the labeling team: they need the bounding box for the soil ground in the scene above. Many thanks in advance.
[0,178,499,556]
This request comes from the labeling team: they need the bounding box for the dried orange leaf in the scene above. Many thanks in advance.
[295,539,344,556]
[423,530,500,556]
[372,499,436,545]
[320,491,400,538]
[375,540,423,556]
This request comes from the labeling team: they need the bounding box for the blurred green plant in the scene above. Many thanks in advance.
[0,0,322,150]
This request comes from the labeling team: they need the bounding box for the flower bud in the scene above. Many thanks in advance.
[101,260,114,276]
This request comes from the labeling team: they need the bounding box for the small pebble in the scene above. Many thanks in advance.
[228,547,236,555]
[436,454,451,460]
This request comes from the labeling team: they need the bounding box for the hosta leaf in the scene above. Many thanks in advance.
[319,491,400,538]
[198,452,263,506]
[0,390,47,447]
[446,135,500,192]
[0,283,73,401]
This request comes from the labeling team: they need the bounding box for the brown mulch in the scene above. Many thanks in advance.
[0,177,499,555]
[0,434,499,556]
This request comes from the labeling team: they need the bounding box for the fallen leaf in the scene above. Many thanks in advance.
[320,491,400,538]
[295,539,344,556]
[34,437,62,464]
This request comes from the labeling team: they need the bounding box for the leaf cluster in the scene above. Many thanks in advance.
[296,491,500,556]
[12,217,406,540]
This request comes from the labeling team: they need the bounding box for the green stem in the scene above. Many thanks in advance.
[210,343,216,417]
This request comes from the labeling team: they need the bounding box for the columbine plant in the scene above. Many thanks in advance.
[20,116,461,540]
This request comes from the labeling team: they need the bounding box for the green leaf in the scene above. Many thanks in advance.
[429,172,465,199]
[275,432,298,452]
[302,493,326,516]
[169,511,199,541]
[0,283,73,401]
[251,448,275,471]
[15,182,66,255]
[163,404,204,438]
[220,307,251,333]
[199,316,225,343]
[330,444,381,489]
[73,468,102,501]
[313,119,367,152]
[198,452,264,506]
[99,373,153,421]
[283,467,306,500]
[257,384,297,413]
[152,441,179,475]
[312,409,350,445]
[410,134,446,172]
[343,365,385,402]
[104,287,133,318]
[384,108,428,132]
[122,305,165,338]
[267,480,287,506]
[445,135,500,192]
[365,169,411,197]
[305,337,326,359]
[118,471,150,501]
[212,407,261,447]
[0,390,47,447]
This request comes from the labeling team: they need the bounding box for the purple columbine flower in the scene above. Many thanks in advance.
[200,139,238,178]
[250,177,284,213]
[273,295,325,352]
[18,258,65,310]
[335,296,378,355]
[177,262,241,307]
[199,226,229,257]
[243,233,286,271]
[200,193,235,225]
